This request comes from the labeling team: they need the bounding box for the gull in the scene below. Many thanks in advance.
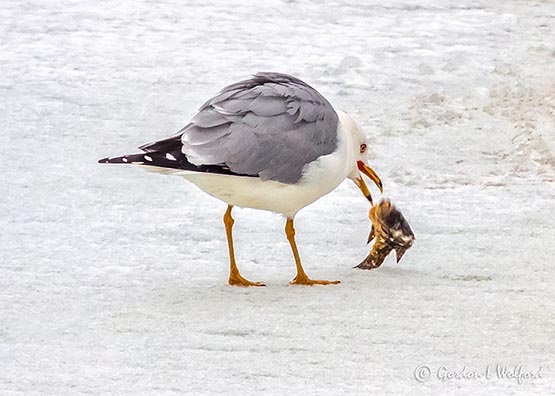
[99,72,383,286]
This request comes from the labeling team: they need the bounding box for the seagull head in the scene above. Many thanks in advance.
[339,111,384,205]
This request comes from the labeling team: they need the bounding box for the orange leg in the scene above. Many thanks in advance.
[286,218,340,286]
[224,205,265,287]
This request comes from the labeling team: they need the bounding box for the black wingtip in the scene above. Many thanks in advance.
[97,155,137,164]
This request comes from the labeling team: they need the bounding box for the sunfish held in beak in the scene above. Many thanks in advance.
[355,199,415,270]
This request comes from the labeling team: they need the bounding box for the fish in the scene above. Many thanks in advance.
[355,199,415,270]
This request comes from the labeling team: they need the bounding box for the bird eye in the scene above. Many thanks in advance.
[360,143,367,154]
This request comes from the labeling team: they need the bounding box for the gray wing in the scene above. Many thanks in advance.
[180,72,339,184]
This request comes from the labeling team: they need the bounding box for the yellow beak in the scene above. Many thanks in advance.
[354,161,384,205]
[357,161,383,192]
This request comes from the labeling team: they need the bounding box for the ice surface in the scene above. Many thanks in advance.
[1,0,554,395]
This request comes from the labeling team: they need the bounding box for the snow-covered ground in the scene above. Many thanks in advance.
[1,0,554,394]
